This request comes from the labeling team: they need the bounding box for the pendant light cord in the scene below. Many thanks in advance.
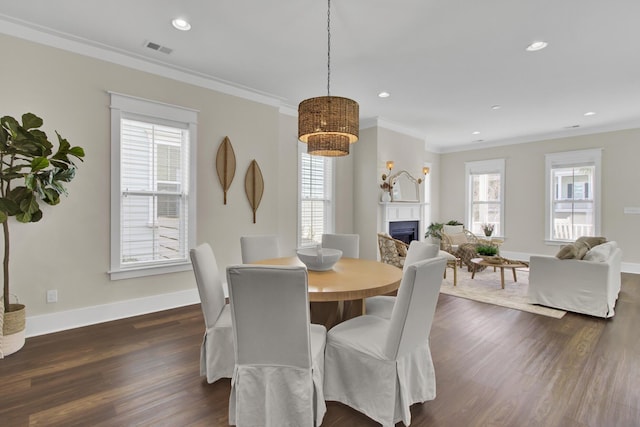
[327,0,331,97]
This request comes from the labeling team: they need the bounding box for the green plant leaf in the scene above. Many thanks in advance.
[53,167,76,182]
[21,113,43,130]
[30,209,43,222]
[43,188,61,205]
[16,211,31,223]
[68,146,85,159]
[25,173,36,190]
[0,197,20,216]
[0,210,7,223]
[20,195,39,214]
[31,157,49,171]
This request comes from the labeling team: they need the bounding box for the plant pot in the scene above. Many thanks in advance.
[484,231,493,237]
[381,191,391,202]
[2,303,26,357]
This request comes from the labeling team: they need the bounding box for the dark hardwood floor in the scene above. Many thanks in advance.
[1,273,639,427]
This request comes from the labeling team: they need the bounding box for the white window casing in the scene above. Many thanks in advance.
[465,159,505,237]
[109,92,198,280]
[545,148,602,243]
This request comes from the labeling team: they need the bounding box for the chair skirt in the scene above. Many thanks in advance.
[200,305,234,383]
[229,324,326,427]
[324,320,436,426]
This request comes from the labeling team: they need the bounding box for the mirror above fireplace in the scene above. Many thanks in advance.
[389,170,421,202]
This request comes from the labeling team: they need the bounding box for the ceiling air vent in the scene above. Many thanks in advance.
[144,41,173,55]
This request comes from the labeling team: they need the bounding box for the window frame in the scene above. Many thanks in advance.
[422,162,432,232]
[465,158,505,237]
[109,92,198,280]
[545,148,602,244]
[297,141,335,248]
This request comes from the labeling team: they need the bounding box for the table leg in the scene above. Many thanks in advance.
[512,267,518,282]
[471,263,477,279]
[310,301,341,329]
[453,262,457,286]
[343,299,365,321]
[500,267,505,289]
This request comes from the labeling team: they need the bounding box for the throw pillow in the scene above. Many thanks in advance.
[555,236,607,260]
[556,244,577,259]
[583,241,616,262]
[574,236,607,259]
[449,232,468,246]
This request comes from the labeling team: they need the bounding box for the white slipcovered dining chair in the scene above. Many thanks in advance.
[321,233,360,258]
[240,234,279,263]
[226,265,327,427]
[189,243,234,383]
[365,240,440,320]
[324,257,447,427]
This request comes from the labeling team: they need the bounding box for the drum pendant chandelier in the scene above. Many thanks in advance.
[298,0,359,157]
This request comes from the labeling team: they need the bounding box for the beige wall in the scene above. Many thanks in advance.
[353,127,379,259]
[439,129,640,263]
[0,34,299,317]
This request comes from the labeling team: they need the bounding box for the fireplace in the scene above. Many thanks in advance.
[389,220,419,245]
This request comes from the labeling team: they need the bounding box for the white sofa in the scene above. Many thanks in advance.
[528,241,622,318]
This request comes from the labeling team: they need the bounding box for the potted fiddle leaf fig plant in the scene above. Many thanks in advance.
[0,113,85,356]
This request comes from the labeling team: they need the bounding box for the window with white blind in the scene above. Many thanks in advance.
[545,149,601,243]
[465,159,505,237]
[298,142,334,247]
[109,92,197,280]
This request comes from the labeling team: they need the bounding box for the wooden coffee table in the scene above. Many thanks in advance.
[470,257,528,289]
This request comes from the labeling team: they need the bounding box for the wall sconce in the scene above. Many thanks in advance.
[381,160,394,183]
[382,161,428,184]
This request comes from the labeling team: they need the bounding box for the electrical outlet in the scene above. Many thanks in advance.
[46,289,58,303]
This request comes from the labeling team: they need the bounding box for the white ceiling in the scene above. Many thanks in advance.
[1,0,640,152]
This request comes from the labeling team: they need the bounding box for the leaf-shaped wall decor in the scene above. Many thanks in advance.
[215,136,236,204]
[244,160,264,224]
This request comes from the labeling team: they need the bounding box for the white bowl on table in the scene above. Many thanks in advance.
[296,247,342,271]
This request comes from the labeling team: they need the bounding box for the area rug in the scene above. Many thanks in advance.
[441,265,566,318]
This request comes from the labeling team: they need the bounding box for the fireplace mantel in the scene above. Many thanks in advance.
[379,202,425,241]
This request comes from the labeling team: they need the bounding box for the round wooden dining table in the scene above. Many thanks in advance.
[254,256,403,328]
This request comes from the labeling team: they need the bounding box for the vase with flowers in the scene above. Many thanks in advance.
[380,178,392,202]
[481,223,495,237]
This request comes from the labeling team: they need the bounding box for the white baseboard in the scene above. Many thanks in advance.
[501,250,640,274]
[26,288,201,338]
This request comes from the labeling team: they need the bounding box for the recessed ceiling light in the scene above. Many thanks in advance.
[172,18,191,31]
[378,92,390,98]
[526,41,548,52]
[472,131,481,135]
[584,111,596,116]
[491,105,501,110]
